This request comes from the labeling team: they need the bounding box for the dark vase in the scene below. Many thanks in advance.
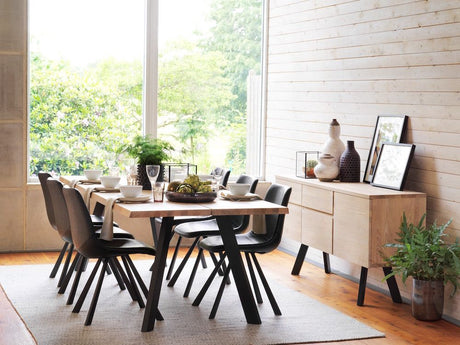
[137,164,165,190]
[412,279,444,321]
[339,141,360,182]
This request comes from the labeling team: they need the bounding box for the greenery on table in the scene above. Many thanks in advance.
[29,0,263,176]
[382,213,460,295]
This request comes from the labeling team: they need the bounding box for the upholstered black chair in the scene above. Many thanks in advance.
[192,183,291,319]
[62,185,162,326]
[167,174,259,298]
[38,173,134,290]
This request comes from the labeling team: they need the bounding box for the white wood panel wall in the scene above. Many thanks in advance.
[265,0,459,321]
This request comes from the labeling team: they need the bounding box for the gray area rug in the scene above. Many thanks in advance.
[0,261,384,345]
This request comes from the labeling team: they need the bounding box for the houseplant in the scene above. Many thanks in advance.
[382,213,460,321]
[119,135,173,189]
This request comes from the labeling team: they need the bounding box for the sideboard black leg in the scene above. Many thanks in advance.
[357,266,368,306]
[382,266,402,303]
[291,244,308,275]
[322,252,331,274]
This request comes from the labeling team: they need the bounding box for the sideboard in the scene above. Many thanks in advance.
[275,175,426,305]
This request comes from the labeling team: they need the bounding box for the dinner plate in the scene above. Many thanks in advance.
[165,191,217,203]
[118,195,151,203]
[219,191,261,201]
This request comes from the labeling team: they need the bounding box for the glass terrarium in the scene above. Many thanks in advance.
[163,163,197,182]
[296,151,319,179]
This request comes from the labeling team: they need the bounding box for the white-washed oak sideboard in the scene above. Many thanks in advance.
[276,175,426,305]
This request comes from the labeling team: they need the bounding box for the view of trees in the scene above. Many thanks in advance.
[29,0,262,176]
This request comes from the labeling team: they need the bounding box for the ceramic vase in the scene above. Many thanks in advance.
[339,141,360,182]
[321,119,345,167]
[412,279,444,321]
[314,154,339,182]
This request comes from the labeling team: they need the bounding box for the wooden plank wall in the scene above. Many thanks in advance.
[265,0,459,320]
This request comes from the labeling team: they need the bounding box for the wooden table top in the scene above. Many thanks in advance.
[60,176,288,219]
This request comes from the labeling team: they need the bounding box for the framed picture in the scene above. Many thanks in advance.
[363,115,408,183]
[371,143,415,191]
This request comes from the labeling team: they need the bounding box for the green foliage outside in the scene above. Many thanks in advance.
[29,0,263,176]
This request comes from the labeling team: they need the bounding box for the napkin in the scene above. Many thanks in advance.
[100,196,120,241]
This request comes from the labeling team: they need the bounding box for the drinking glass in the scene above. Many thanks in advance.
[146,165,160,192]
[212,173,223,192]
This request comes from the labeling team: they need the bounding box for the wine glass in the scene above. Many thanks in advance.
[146,164,160,187]
[212,173,223,192]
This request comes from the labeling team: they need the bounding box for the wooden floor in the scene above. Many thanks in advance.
[0,249,458,345]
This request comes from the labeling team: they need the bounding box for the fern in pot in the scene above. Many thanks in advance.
[119,135,173,189]
[382,213,460,321]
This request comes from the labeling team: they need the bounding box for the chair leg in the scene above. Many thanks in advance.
[50,242,69,278]
[121,256,145,308]
[125,256,148,297]
[85,259,108,326]
[209,251,225,276]
[192,253,227,307]
[166,235,182,279]
[200,248,207,269]
[209,264,231,319]
[251,253,281,315]
[58,250,79,294]
[66,254,85,305]
[167,237,200,287]
[108,258,126,291]
[73,259,102,313]
[183,247,204,297]
[112,257,138,302]
[245,252,263,304]
[58,244,74,288]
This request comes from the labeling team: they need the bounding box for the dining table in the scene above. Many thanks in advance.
[60,176,289,332]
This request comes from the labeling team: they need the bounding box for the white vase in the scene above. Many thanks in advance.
[321,119,345,167]
[314,154,339,181]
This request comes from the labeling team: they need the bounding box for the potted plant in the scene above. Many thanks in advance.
[382,213,460,321]
[119,135,173,189]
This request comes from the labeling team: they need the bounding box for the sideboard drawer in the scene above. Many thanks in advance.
[301,208,332,253]
[302,185,333,214]
[276,177,302,205]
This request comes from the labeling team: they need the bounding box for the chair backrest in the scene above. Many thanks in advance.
[46,179,73,242]
[253,183,292,252]
[62,186,101,257]
[230,175,259,232]
[38,172,57,230]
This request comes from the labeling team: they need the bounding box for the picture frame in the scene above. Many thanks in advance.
[363,115,408,183]
[371,143,415,191]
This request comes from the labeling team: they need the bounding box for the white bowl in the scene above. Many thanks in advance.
[84,169,102,180]
[227,183,250,196]
[119,185,142,198]
[100,176,121,188]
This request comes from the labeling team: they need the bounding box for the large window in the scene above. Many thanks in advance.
[29,0,264,177]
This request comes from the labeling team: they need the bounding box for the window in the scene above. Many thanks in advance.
[29,0,265,178]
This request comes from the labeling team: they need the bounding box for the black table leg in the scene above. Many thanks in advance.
[142,216,174,332]
[357,266,368,306]
[322,252,331,274]
[149,217,159,249]
[216,216,261,324]
[291,244,308,275]
[383,266,402,303]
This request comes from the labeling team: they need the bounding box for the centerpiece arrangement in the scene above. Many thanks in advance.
[118,135,173,189]
[166,174,216,203]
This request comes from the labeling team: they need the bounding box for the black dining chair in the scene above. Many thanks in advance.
[62,185,162,326]
[192,183,291,319]
[167,174,259,298]
[38,173,134,290]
